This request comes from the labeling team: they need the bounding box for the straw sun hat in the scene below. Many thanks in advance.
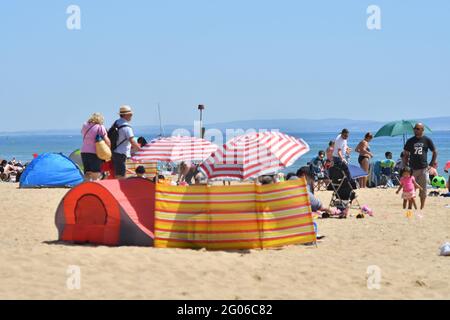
[119,105,133,115]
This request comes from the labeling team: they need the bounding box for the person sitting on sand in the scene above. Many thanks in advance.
[258,175,275,185]
[135,165,146,179]
[310,150,330,189]
[152,174,166,183]
[137,137,148,147]
[1,159,24,181]
[380,152,397,186]
[382,152,396,168]
[295,166,333,217]
[286,172,297,181]
[311,151,326,176]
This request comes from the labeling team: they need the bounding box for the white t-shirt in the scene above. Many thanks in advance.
[333,134,348,158]
[114,118,135,157]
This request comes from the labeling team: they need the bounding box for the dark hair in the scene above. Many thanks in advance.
[260,175,274,185]
[136,165,146,175]
[341,128,349,135]
[400,152,404,158]
[328,140,335,146]
[286,172,297,181]
[400,166,412,175]
[385,151,392,158]
[318,150,325,156]
[365,132,373,139]
[152,174,165,183]
[296,166,313,178]
[1,160,7,167]
[137,137,148,147]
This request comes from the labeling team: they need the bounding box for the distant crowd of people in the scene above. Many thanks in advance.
[0,158,25,182]
[307,123,443,210]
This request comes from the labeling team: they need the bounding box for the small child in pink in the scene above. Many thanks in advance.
[396,166,423,210]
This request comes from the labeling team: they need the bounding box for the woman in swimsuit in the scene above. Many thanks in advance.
[355,132,373,188]
[326,141,335,161]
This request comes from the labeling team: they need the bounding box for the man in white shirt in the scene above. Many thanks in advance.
[333,128,351,165]
[111,105,141,179]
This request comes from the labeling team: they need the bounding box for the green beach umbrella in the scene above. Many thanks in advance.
[374,120,432,145]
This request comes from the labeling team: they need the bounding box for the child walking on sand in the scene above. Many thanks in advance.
[396,166,423,210]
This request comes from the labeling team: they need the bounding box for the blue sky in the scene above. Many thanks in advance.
[1,0,449,131]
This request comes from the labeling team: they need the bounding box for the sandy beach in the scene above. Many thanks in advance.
[0,183,449,300]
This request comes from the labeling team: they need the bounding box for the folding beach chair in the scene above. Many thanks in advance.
[379,161,400,188]
[313,170,330,191]
[327,163,361,212]
[308,158,330,191]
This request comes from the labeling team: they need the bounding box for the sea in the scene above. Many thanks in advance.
[1,131,449,175]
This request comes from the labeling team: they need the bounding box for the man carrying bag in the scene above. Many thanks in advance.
[108,105,141,179]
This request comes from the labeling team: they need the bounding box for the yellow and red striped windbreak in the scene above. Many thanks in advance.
[154,178,316,250]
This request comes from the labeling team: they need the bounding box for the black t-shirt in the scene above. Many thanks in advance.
[404,136,436,170]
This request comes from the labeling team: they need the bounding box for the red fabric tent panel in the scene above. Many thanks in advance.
[62,182,121,245]
[58,178,155,246]
[75,195,107,225]
[98,178,155,238]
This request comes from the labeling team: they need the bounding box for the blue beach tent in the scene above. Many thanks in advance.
[20,153,83,188]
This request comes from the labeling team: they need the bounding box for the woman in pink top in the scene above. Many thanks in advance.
[396,166,423,210]
[81,113,111,181]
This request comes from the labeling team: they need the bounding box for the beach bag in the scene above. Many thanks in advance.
[96,134,112,161]
[107,121,130,151]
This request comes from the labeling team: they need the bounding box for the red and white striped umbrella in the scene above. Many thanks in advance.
[132,136,218,163]
[199,131,310,180]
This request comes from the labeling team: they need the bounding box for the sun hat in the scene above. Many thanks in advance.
[119,105,133,115]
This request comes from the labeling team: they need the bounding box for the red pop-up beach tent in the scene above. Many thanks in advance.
[55,178,155,246]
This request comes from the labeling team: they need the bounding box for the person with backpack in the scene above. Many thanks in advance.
[81,113,111,181]
[108,105,141,179]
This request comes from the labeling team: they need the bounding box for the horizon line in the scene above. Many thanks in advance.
[1,116,449,135]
